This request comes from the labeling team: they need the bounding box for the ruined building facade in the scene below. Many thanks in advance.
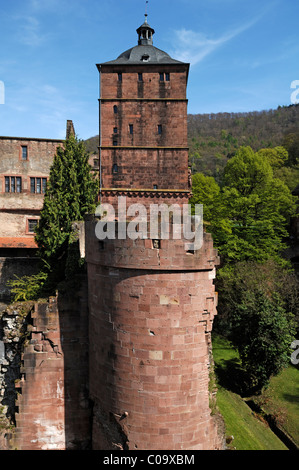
[0,18,224,450]
[0,121,76,300]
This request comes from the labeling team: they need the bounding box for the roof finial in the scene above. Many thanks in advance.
[145,1,148,23]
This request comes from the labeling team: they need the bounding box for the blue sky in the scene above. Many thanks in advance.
[0,0,298,141]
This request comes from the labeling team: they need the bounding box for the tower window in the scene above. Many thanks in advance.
[160,73,170,81]
[113,139,118,146]
[21,146,28,160]
[142,55,149,62]
[114,127,118,134]
[138,73,143,81]
[113,105,118,114]
[112,164,118,174]
[158,125,163,135]
[118,73,122,82]
[129,124,134,135]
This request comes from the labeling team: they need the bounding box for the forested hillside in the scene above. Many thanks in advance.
[187,103,299,185]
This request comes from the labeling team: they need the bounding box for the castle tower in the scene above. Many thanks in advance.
[97,14,191,208]
[85,15,223,451]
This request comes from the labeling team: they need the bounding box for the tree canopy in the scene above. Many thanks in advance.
[190,146,297,266]
[190,145,298,393]
[35,134,99,263]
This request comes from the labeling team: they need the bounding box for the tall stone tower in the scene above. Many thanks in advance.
[85,15,223,450]
[97,14,191,207]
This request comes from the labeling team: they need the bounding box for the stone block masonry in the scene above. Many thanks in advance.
[0,276,91,450]
[85,217,225,450]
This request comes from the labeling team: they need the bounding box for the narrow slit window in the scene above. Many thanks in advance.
[165,73,170,81]
[114,127,118,134]
[118,73,122,82]
[10,177,15,193]
[36,178,41,194]
[21,146,28,160]
[30,177,35,193]
[16,177,22,193]
[42,178,47,193]
[112,164,118,174]
[159,73,164,82]
[158,125,163,135]
[129,124,134,135]
[138,73,143,82]
[113,105,118,114]
[5,177,9,193]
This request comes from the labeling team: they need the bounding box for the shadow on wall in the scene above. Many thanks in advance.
[0,254,40,301]
[56,275,92,450]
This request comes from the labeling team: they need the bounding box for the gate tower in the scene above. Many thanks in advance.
[85,14,223,450]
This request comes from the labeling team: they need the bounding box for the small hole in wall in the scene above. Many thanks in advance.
[152,239,160,249]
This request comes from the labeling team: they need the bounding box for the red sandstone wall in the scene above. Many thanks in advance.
[99,65,189,194]
[85,218,224,450]
[100,148,189,191]
[13,281,91,450]
[101,101,188,148]
[100,65,188,100]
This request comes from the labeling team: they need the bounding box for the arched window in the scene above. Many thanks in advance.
[112,163,118,174]
[113,105,118,114]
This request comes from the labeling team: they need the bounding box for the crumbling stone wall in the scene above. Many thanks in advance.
[0,275,91,450]
[0,301,34,448]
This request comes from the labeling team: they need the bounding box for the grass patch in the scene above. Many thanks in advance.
[254,364,299,447]
[212,334,289,450]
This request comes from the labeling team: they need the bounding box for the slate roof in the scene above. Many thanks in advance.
[102,44,185,66]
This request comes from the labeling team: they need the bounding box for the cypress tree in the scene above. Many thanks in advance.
[35,134,99,266]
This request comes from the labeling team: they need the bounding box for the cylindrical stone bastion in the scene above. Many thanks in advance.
[85,216,223,450]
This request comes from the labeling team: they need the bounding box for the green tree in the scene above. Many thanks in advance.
[256,146,288,169]
[192,146,296,265]
[189,172,232,244]
[215,260,297,393]
[35,134,98,263]
[231,291,295,393]
[283,131,299,165]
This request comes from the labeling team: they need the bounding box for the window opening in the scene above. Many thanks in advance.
[21,146,28,160]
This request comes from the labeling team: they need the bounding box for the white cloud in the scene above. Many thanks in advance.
[15,15,49,47]
[171,16,264,66]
